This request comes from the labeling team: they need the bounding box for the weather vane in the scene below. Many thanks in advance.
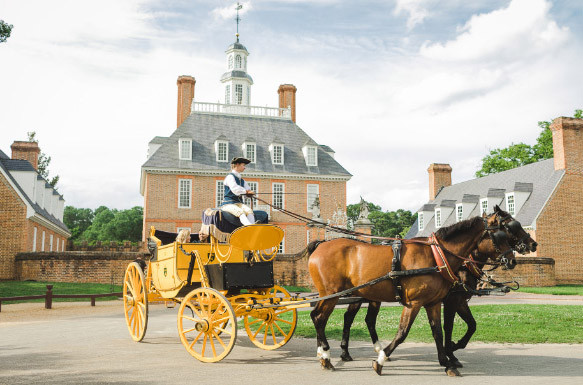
[235,2,243,41]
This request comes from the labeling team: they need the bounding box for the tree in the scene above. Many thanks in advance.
[0,20,12,43]
[63,206,94,241]
[475,109,582,177]
[346,200,417,241]
[27,131,59,188]
[80,206,143,243]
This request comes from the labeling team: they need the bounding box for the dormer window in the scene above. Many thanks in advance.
[435,209,442,228]
[215,140,229,162]
[507,193,515,215]
[303,145,318,166]
[418,212,424,231]
[270,143,284,165]
[480,198,488,214]
[242,142,256,163]
[456,204,463,222]
[228,55,233,69]
[179,139,192,160]
[235,55,242,69]
[225,85,231,104]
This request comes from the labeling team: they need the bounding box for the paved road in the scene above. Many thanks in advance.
[1,297,583,385]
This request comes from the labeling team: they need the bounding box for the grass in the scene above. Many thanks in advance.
[294,304,583,344]
[0,280,122,304]
[283,285,311,293]
[519,285,583,296]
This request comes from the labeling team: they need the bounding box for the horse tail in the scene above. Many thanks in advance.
[289,240,326,261]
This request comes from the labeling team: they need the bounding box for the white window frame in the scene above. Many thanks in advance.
[216,180,225,207]
[33,227,37,251]
[61,238,65,251]
[235,55,242,69]
[41,231,45,252]
[243,143,256,163]
[303,146,318,166]
[270,144,284,165]
[307,229,310,244]
[507,193,515,216]
[228,55,233,69]
[49,234,53,251]
[179,139,192,161]
[435,209,442,228]
[235,84,243,104]
[307,184,319,212]
[272,183,285,210]
[456,204,463,222]
[480,199,488,214]
[178,179,192,209]
[278,237,285,254]
[418,213,424,231]
[244,181,258,207]
[225,85,231,104]
[247,86,251,104]
[215,140,229,162]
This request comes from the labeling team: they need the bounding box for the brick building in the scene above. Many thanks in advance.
[406,117,583,285]
[0,142,70,279]
[140,37,351,254]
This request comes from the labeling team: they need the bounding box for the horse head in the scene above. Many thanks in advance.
[480,206,518,270]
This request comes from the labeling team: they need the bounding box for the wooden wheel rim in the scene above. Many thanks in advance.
[244,285,297,350]
[123,262,148,342]
[178,288,237,363]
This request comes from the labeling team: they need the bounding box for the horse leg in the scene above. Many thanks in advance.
[310,297,339,370]
[425,302,461,377]
[365,301,384,354]
[443,294,463,368]
[452,300,476,352]
[340,300,362,361]
[372,304,420,375]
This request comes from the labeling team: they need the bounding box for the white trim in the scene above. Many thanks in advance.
[480,198,489,214]
[270,143,284,165]
[142,168,351,181]
[244,181,258,206]
[41,231,45,252]
[179,139,192,161]
[303,145,318,167]
[435,208,442,228]
[456,203,463,222]
[272,182,285,210]
[418,212,424,231]
[242,142,257,163]
[215,140,229,162]
[278,236,285,254]
[216,180,225,207]
[506,193,516,216]
[32,227,37,251]
[307,184,319,212]
[178,179,192,208]
[49,234,54,251]
[29,215,71,238]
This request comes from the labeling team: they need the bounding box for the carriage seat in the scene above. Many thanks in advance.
[150,229,202,246]
[200,208,268,243]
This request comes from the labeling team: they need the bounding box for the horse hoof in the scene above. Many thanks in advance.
[446,367,461,377]
[340,352,353,362]
[372,360,383,376]
[320,358,335,371]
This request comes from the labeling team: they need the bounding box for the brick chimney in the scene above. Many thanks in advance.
[177,75,196,128]
[278,84,297,123]
[428,163,452,200]
[550,117,583,174]
[11,141,40,170]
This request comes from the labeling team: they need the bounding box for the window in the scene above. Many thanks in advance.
[235,55,242,69]
[304,146,317,166]
[507,194,515,215]
[480,199,488,214]
[278,237,285,253]
[228,55,233,69]
[418,213,424,231]
[225,85,231,104]
[235,84,243,104]
[244,181,258,207]
[271,144,283,165]
[49,234,53,251]
[247,86,250,104]
[216,140,228,162]
[273,183,284,210]
[41,231,45,252]
[245,143,256,163]
[456,204,463,222]
[62,238,65,251]
[216,181,224,207]
[307,184,319,212]
[178,179,192,208]
[179,139,192,160]
[244,56,247,70]
[435,209,442,228]
[33,227,37,251]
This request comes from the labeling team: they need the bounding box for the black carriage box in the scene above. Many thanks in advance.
[205,261,274,290]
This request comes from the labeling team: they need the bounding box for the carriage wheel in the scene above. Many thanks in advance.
[123,262,149,342]
[178,288,237,363]
[244,285,297,350]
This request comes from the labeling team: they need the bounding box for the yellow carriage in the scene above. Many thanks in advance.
[122,224,299,362]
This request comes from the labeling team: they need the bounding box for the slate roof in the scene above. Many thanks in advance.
[406,158,563,238]
[226,41,249,53]
[220,70,253,83]
[0,154,69,234]
[142,113,352,178]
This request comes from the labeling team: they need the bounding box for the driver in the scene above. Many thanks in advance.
[221,157,256,226]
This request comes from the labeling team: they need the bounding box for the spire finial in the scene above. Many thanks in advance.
[235,2,243,42]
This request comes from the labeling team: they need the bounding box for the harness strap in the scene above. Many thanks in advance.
[391,240,403,303]
[429,233,460,284]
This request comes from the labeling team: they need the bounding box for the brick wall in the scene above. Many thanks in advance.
[0,172,27,279]
[490,257,556,287]
[15,252,149,284]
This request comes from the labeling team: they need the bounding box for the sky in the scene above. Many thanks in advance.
[1,0,582,212]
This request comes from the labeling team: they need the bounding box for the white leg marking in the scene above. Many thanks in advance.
[376,351,386,366]
[321,350,331,360]
[374,341,383,353]
[317,346,323,358]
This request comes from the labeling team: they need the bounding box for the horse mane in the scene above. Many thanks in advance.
[435,216,483,241]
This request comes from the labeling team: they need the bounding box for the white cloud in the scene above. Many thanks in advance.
[393,0,430,30]
[212,1,252,21]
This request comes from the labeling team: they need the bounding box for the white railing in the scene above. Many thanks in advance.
[191,101,292,120]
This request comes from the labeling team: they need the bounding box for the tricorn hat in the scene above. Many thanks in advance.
[231,157,251,165]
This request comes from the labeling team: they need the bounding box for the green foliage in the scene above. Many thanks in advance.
[0,281,122,304]
[80,206,143,243]
[519,285,583,296]
[28,131,59,188]
[63,206,95,241]
[346,201,381,223]
[0,20,13,43]
[347,200,416,239]
[475,109,582,177]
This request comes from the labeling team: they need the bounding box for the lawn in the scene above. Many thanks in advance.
[0,280,122,304]
[294,304,583,344]
[519,285,583,296]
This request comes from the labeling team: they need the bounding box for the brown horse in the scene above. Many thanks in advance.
[338,210,537,368]
[307,206,515,376]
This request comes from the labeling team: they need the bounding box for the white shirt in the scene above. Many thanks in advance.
[224,170,249,196]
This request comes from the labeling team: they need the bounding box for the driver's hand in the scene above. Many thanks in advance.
[246,190,255,196]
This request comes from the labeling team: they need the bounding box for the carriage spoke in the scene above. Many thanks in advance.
[211,330,227,349]
[209,333,217,357]
[189,331,204,348]
[274,321,286,336]
[270,324,277,344]
[273,317,293,325]
[182,326,198,334]
[212,314,231,325]
[201,334,208,357]
[252,322,266,339]
[182,315,201,323]
[263,327,268,344]
[274,308,293,316]
[214,325,233,336]
[247,318,263,326]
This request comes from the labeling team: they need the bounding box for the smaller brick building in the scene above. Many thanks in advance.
[0,142,70,280]
[406,117,583,285]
